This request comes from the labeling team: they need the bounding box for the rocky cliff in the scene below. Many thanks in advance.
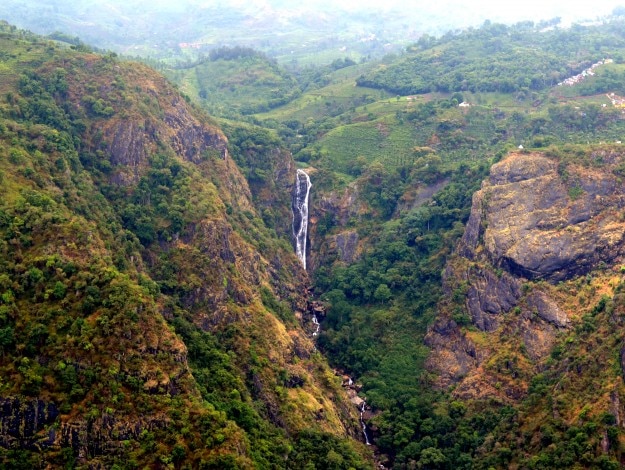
[427,148,625,404]
[459,151,625,282]
[418,149,625,466]
[307,177,367,271]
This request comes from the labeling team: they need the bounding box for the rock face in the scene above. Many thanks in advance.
[308,183,365,270]
[83,68,230,186]
[334,231,360,263]
[0,399,59,451]
[525,291,569,328]
[231,144,298,238]
[427,150,625,399]
[462,265,522,332]
[316,230,361,265]
[0,397,171,459]
[425,317,483,387]
[459,152,625,282]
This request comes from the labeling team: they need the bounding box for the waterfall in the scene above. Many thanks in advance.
[345,376,372,446]
[312,313,320,337]
[292,169,311,269]
[360,401,371,445]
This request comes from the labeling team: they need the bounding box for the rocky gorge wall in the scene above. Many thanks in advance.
[426,149,625,400]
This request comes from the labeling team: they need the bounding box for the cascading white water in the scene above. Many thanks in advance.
[360,401,371,446]
[312,313,320,337]
[292,169,311,269]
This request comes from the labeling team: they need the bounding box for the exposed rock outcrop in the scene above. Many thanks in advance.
[165,96,229,163]
[425,317,483,387]
[0,398,59,451]
[0,397,171,458]
[461,265,522,332]
[427,150,625,399]
[334,231,359,264]
[231,145,297,238]
[308,183,365,270]
[459,152,625,282]
[525,290,569,328]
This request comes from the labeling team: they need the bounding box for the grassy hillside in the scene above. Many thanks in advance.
[166,47,301,117]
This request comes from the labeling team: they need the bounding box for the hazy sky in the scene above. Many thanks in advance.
[337,0,616,22]
[1,0,624,57]
[3,0,625,31]
[218,0,623,19]
[139,0,625,21]
[201,0,625,32]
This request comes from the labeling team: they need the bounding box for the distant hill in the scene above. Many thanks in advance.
[165,47,301,116]
[357,20,625,95]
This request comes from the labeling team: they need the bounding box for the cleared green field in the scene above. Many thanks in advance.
[255,63,392,122]
[0,61,14,95]
[312,91,580,176]
[316,114,418,174]
[0,35,53,94]
[276,47,365,67]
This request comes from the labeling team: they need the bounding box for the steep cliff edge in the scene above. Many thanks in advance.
[426,148,625,466]
[0,28,369,468]
[308,180,366,270]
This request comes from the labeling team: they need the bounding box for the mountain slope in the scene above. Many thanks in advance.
[0,23,370,468]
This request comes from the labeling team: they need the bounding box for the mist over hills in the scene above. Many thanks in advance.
[1,0,625,63]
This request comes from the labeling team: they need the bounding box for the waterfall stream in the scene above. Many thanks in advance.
[312,313,320,337]
[293,171,373,448]
[360,401,371,446]
[292,169,311,269]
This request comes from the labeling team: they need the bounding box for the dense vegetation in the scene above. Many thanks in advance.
[149,15,625,468]
[166,47,301,117]
[245,16,625,469]
[6,9,625,469]
[357,20,625,95]
[0,22,371,468]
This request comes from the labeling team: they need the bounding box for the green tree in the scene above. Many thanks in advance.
[418,447,446,469]
[374,284,392,303]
